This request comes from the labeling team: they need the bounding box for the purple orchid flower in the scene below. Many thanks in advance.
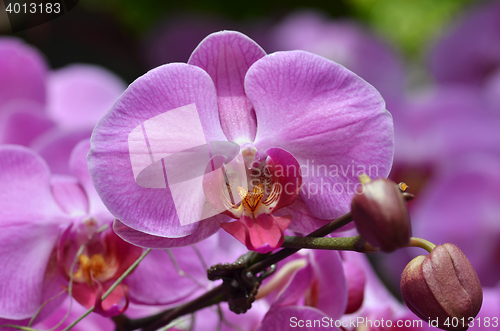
[88,30,393,253]
[268,11,406,103]
[429,1,500,87]
[340,250,425,331]
[0,38,53,146]
[257,250,347,331]
[0,141,222,326]
[383,84,500,289]
[408,154,500,288]
[390,86,500,190]
[31,64,126,175]
[33,299,114,331]
[0,37,126,174]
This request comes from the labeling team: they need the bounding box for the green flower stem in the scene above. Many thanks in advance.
[62,249,151,331]
[282,235,379,253]
[0,325,40,331]
[407,237,436,253]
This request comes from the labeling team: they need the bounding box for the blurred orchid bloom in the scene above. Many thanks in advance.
[268,11,406,103]
[340,250,426,331]
[409,154,500,287]
[0,141,220,326]
[0,37,126,174]
[385,85,500,288]
[88,30,393,253]
[429,1,500,87]
[257,250,347,331]
[33,299,114,331]
[32,64,126,175]
[0,38,53,146]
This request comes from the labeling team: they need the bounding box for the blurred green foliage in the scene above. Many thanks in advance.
[84,0,479,58]
[347,0,478,58]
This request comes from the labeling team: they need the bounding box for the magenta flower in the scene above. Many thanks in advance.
[386,86,500,288]
[409,154,500,287]
[429,1,500,87]
[0,37,126,175]
[33,299,114,331]
[88,31,393,252]
[258,250,347,331]
[0,141,221,325]
[32,64,126,175]
[340,251,425,331]
[269,11,406,102]
[0,38,53,146]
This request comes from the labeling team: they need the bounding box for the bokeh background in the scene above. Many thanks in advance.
[0,0,481,82]
[1,0,499,320]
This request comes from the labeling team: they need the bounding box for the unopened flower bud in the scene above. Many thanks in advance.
[351,177,411,252]
[401,243,483,331]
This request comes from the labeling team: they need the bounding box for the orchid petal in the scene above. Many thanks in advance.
[310,250,347,319]
[269,11,406,100]
[189,31,266,143]
[0,319,29,331]
[31,128,92,175]
[34,298,114,331]
[259,306,334,331]
[0,38,47,106]
[191,299,270,331]
[265,147,302,212]
[69,140,113,219]
[71,281,129,317]
[273,261,314,307]
[93,283,129,317]
[88,63,226,238]
[221,214,291,253]
[126,246,210,305]
[0,101,53,145]
[275,195,356,234]
[50,175,89,217]
[343,259,366,314]
[47,64,126,130]
[411,154,500,287]
[0,146,69,319]
[246,50,393,219]
[429,1,500,85]
[113,217,224,248]
[101,229,143,280]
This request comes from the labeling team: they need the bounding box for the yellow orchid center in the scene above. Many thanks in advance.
[237,185,264,214]
[73,253,116,284]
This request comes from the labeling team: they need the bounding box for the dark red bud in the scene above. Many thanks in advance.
[351,178,411,252]
[401,243,483,331]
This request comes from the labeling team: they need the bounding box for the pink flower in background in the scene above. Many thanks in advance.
[407,155,500,287]
[34,299,114,331]
[0,141,222,326]
[88,30,393,252]
[340,250,425,331]
[269,11,406,103]
[0,37,126,174]
[391,87,500,173]
[258,250,347,331]
[429,1,500,87]
[0,38,53,146]
[384,86,500,289]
